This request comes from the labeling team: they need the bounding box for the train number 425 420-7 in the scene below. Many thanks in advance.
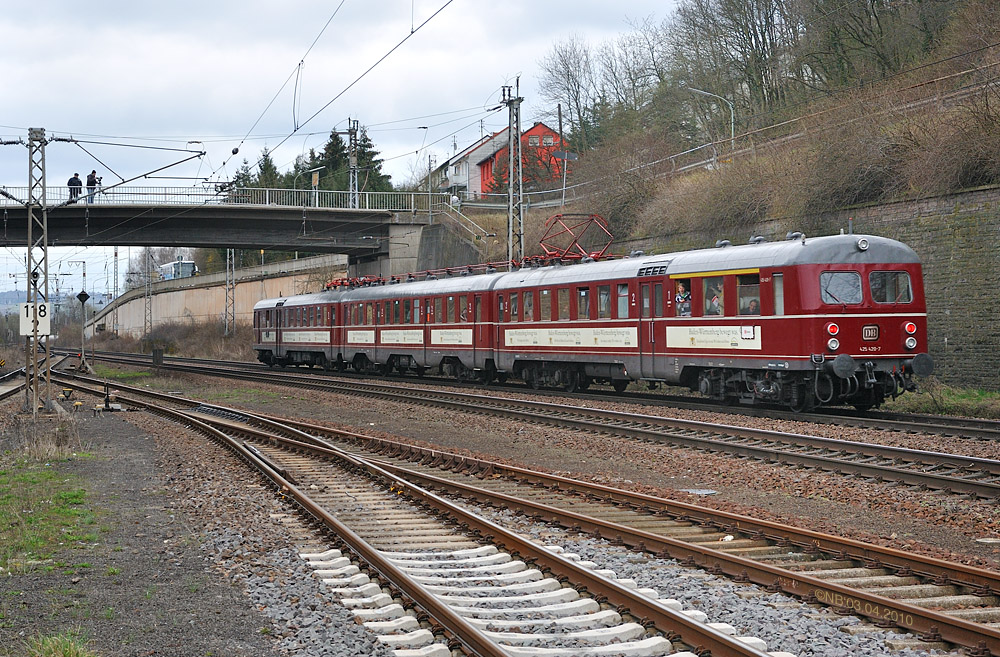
[859,345,881,352]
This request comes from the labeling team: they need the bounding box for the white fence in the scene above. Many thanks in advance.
[0,185,452,212]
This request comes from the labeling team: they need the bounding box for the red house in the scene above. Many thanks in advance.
[479,122,567,194]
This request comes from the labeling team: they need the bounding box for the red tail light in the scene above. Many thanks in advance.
[904,321,917,335]
[825,322,839,336]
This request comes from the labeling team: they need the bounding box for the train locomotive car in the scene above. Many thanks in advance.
[253,232,933,410]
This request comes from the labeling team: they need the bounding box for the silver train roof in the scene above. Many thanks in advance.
[254,234,918,309]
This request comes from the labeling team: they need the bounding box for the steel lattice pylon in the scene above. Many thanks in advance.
[504,85,524,265]
[25,128,51,415]
[224,248,236,335]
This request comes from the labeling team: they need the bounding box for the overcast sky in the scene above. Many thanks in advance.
[0,0,677,296]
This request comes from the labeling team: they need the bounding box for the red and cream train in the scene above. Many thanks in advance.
[253,232,934,410]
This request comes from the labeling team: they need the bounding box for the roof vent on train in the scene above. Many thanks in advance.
[786,231,807,245]
[855,238,869,252]
[629,250,645,258]
[748,235,766,244]
[581,256,595,263]
[715,239,731,248]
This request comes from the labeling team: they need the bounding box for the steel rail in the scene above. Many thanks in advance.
[56,361,1000,498]
[59,375,1000,655]
[183,403,1000,657]
[61,377,771,657]
[72,349,1000,441]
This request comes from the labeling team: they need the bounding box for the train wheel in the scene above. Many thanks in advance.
[563,371,579,393]
[612,380,628,394]
[528,369,543,390]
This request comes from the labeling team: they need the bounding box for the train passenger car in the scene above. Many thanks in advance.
[252,232,933,410]
[335,274,497,379]
[253,291,338,369]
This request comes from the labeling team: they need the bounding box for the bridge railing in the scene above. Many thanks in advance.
[0,186,452,213]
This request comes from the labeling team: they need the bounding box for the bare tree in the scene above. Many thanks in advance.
[537,35,598,150]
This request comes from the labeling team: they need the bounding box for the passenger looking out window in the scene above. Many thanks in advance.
[738,274,760,315]
[703,276,724,315]
[675,280,692,317]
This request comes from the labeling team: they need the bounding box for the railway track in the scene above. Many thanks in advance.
[56,376,785,657]
[77,349,1000,441]
[58,374,1000,655]
[70,352,1000,499]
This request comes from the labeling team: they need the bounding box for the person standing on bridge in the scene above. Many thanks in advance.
[86,170,98,203]
[67,173,82,202]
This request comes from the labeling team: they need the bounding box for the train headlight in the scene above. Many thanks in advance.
[904,321,917,335]
[905,336,917,350]
[825,322,840,336]
[827,338,840,351]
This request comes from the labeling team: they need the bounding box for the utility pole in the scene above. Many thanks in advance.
[348,118,359,209]
[112,246,119,335]
[503,82,524,266]
[224,248,236,335]
[427,153,435,224]
[143,250,152,338]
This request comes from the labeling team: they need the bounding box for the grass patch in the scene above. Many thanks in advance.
[0,462,99,572]
[23,630,98,657]
[195,387,282,404]
[882,377,1000,418]
[89,364,151,382]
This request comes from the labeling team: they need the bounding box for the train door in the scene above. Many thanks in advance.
[639,283,655,377]
[274,302,285,360]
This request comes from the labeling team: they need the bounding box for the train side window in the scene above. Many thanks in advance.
[674,279,692,316]
[447,296,456,323]
[474,296,482,322]
[597,285,611,319]
[331,307,336,325]
[576,287,590,320]
[510,292,519,321]
[558,289,570,320]
[366,303,374,325]
[641,285,651,318]
[820,271,862,304]
[870,271,912,303]
[773,273,784,315]
[654,283,664,317]
[392,300,400,324]
[703,276,724,315]
[498,295,505,321]
[738,274,760,315]
[458,295,467,321]
[434,297,443,323]
[523,291,533,321]
[540,289,551,321]
[617,284,629,318]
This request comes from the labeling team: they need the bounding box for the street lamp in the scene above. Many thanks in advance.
[294,165,325,208]
[77,290,90,372]
[685,87,735,155]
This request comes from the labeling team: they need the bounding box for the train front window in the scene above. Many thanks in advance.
[820,271,862,305]
[870,271,912,303]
